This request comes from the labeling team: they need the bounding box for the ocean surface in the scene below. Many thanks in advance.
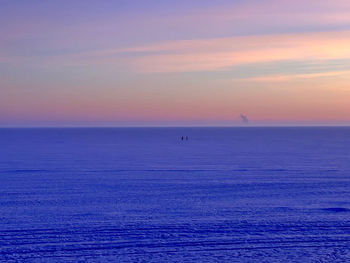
[1,127,350,262]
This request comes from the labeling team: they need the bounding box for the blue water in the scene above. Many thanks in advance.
[1,127,350,262]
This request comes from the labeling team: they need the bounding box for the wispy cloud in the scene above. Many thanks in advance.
[238,70,350,83]
[116,31,350,73]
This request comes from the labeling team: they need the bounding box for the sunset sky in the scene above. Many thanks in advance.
[1,0,350,126]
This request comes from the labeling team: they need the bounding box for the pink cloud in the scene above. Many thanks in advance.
[120,31,350,72]
[237,70,350,83]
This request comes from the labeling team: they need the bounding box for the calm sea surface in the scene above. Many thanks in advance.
[1,127,350,262]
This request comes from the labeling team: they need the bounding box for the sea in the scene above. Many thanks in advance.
[1,127,350,262]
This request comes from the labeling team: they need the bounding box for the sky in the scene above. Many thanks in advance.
[1,0,350,126]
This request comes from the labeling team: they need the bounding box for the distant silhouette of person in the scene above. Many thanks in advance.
[181,136,184,140]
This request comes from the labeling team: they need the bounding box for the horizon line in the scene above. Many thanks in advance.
[1,124,350,128]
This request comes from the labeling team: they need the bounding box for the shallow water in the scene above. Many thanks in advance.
[1,127,350,262]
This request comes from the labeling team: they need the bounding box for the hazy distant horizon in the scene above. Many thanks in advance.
[2,121,350,128]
